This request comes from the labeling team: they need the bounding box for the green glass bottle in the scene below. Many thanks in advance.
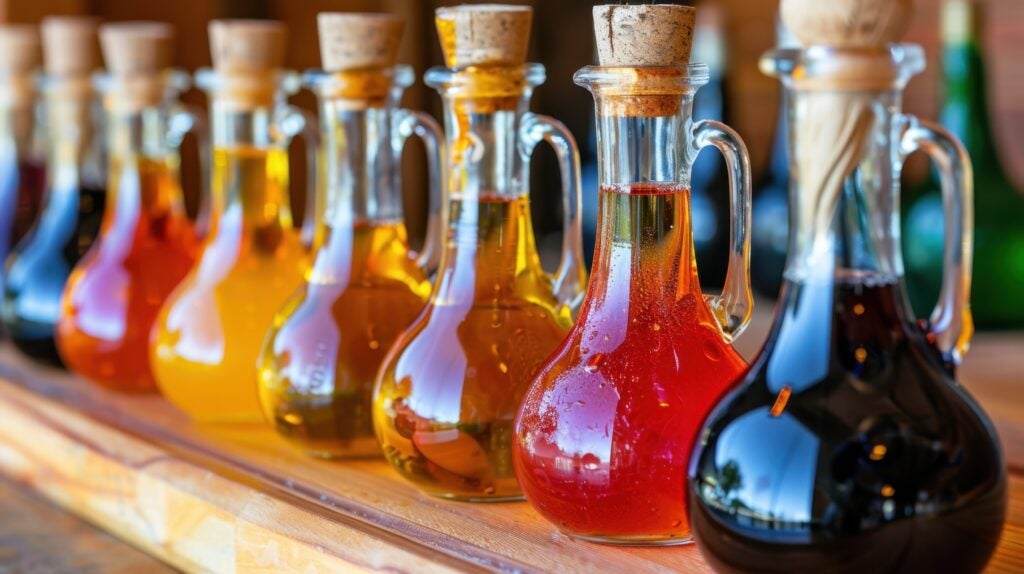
[904,0,1024,329]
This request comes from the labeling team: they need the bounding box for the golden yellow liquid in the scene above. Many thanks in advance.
[373,193,572,500]
[257,220,430,458]
[151,146,309,422]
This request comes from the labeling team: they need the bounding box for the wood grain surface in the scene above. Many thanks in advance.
[0,304,1019,573]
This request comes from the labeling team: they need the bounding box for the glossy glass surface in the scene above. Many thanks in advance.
[375,194,571,500]
[515,184,746,543]
[0,160,46,263]
[690,277,1006,573]
[259,221,429,457]
[58,156,197,391]
[152,146,308,421]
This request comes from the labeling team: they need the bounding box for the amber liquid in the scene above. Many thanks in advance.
[57,157,197,391]
[152,146,309,422]
[374,194,571,500]
[258,220,430,458]
[514,184,746,543]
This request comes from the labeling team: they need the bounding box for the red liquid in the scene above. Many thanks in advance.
[57,157,197,391]
[514,184,747,543]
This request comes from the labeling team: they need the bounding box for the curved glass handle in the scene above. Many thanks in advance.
[395,109,444,276]
[519,112,587,316]
[691,120,754,342]
[168,104,212,239]
[278,105,321,249]
[899,114,974,364]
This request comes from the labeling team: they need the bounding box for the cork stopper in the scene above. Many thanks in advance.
[317,13,404,72]
[0,25,41,74]
[100,22,173,76]
[435,4,532,68]
[593,4,696,66]
[41,16,100,76]
[781,0,913,48]
[208,19,287,74]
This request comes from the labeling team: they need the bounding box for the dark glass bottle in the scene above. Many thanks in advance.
[690,45,1006,573]
[0,25,46,292]
[904,0,1024,329]
[3,18,105,366]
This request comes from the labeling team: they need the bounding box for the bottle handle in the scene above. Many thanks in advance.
[395,109,444,276]
[898,114,974,364]
[519,112,588,316]
[691,120,754,342]
[278,105,321,249]
[167,104,212,239]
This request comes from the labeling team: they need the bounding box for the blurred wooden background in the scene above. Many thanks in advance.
[2,0,1021,249]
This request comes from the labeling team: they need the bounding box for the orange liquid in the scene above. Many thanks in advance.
[374,194,572,500]
[57,157,197,391]
[258,220,430,458]
[151,146,309,422]
[514,184,747,543]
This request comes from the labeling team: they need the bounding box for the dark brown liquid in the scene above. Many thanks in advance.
[3,182,105,366]
[690,278,1006,573]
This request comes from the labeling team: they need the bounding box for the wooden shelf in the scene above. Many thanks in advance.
[0,314,1021,572]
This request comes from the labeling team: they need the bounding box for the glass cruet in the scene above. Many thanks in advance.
[57,23,202,392]
[688,42,1007,573]
[513,4,753,546]
[373,4,587,501]
[3,17,106,367]
[257,13,443,459]
[151,20,315,423]
[0,25,46,292]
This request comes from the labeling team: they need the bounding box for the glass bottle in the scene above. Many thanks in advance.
[56,23,201,392]
[0,25,46,290]
[151,20,314,422]
[373,4,587,501]
[689,44,1006,573]
[514,4,754,545]
[258,13,443,459]
[904,0,1024,329]
[3,17,105,366]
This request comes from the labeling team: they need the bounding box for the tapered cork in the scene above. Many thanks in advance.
[207,20,288,109]
[317,13,404,72]
[593,4,696,66]
[435,4,532,68]
[99,22,174,112]
[0,25,41,74]
[41,16,100,76]
[209,19,287,74]
[781,0,913,48]
[100,22,173,76]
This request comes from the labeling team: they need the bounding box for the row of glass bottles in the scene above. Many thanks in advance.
[0,4,1007,568]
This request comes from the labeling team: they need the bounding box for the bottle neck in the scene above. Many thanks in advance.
[319,94,403,229]
[940,0,1003,177]
[784,87,906,290]
[427,65,548,297]
[207,103,294,235]
[44,77,103,190]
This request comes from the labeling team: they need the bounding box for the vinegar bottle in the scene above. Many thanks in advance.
[3,17,105,366]
[513,5,754,545]
[689,3,1006,571]
[56,23,201,392]
[373,4,587,501]
[0,25,46,290]
[257,13,442,458]
[151,20,315,422]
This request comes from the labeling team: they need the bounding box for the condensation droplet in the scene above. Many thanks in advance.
[703,338,723,362]
[368,340,380,350]
[581,453,601,471]
[498,362,509,374]
[584,353,605,373]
